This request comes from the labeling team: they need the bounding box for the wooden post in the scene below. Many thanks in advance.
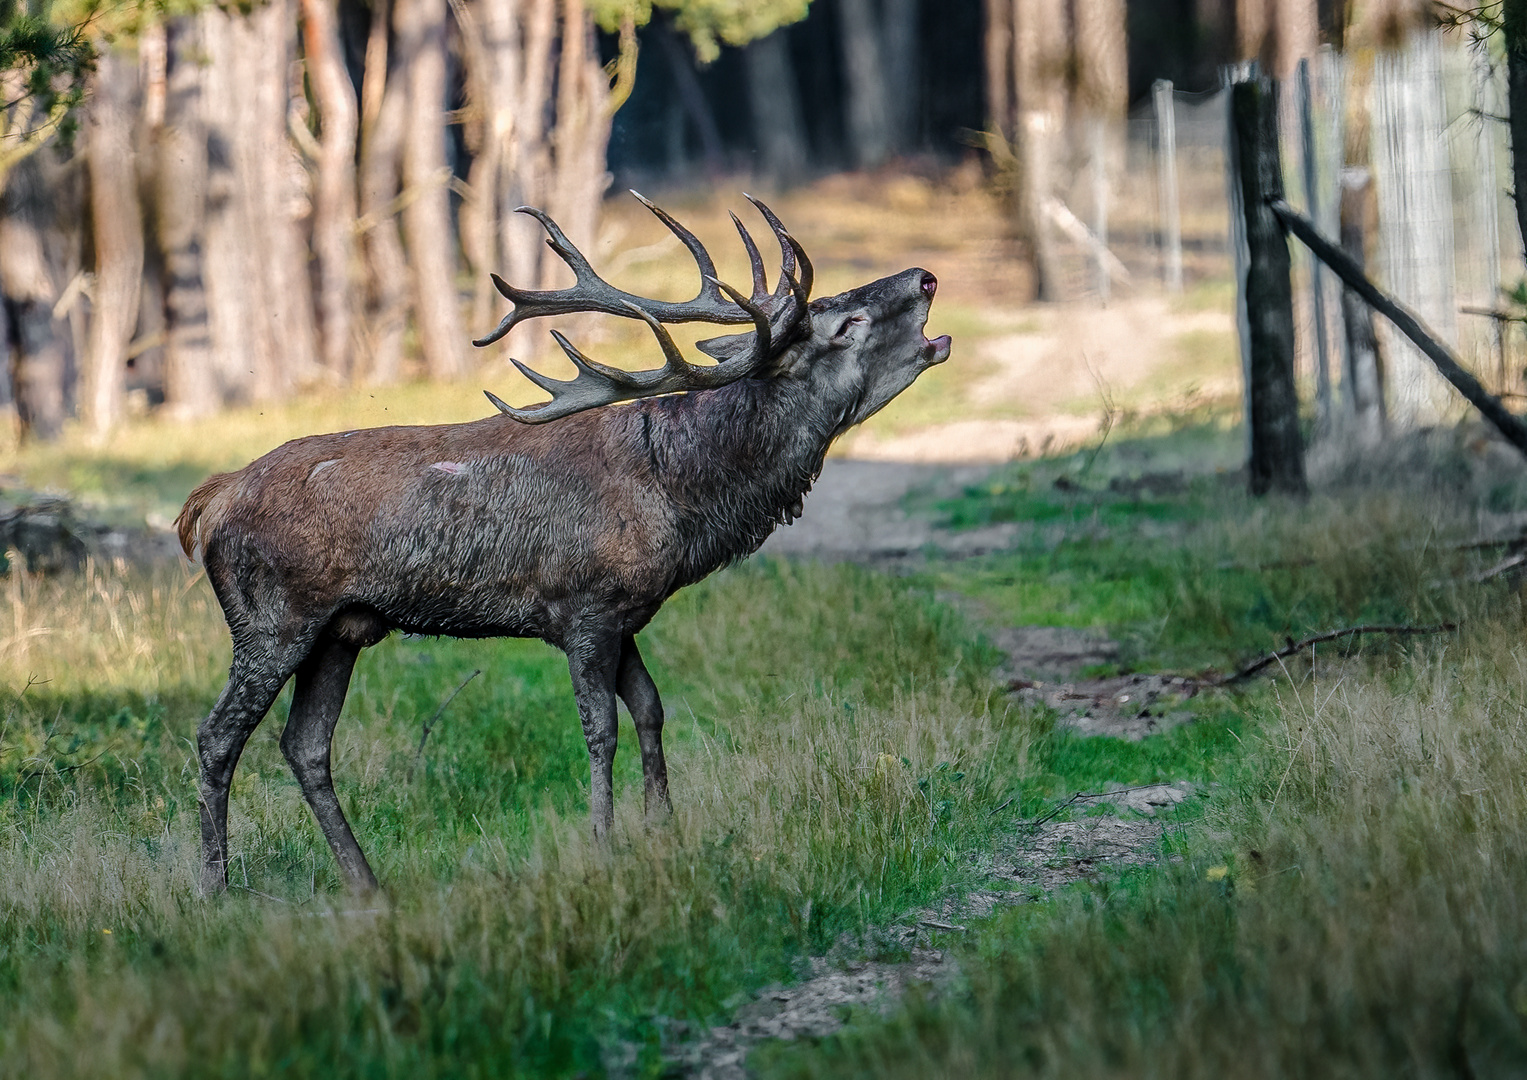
[1091,116,1109,303]
[1154,79,1182,293]
[1297,58,1332,434]
[1232,76,1308,497]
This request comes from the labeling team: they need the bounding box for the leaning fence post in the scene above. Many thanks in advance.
[1231,75,1308,497]
[1154,79,1182,294]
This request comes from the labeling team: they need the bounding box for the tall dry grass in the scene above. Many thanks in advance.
[0,557,1032,1077]
[765,609,1527,1078]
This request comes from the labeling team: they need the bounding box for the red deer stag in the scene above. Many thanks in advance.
[177,194,951,894]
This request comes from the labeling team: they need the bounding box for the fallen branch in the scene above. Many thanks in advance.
[1268,198,1527,459]
[408,668,481,781]
[1223,623,1457,684]
[1011,785,1179,830]
[1474,553,1527,583]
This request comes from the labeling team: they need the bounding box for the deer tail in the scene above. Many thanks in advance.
[175,471,239,562]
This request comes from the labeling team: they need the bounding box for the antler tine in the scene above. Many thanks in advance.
[472,196,760,349]
[630,190,740,313]
[742,194,802,303]
[728,211,770,303]
[487,274,774,425]
[708,277,774,367]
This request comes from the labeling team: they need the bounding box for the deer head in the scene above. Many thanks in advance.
[472,192,949,429]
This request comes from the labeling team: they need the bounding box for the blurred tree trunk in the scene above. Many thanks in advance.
[546,0,611,277]
[744,29,807,186]
[358,0,410,384]
[505,0,556,294]
[396,0,463,379]
[0,158,73,440]
[458,0,509,334]
[882,0,918,149]
[157,15,217,418]
[656,17,724,177]
[82,50,144,438]
[838,0,890,167]
[202,0,318,403]
[1236,0,1317,78]
[301,0,361,381]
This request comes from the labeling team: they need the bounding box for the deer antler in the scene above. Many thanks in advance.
[477,193,814,424]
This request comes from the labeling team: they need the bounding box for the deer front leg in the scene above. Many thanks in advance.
[566,632,622,839]
[617,636,671,819]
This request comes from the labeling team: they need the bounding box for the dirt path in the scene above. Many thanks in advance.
[661,460,1200,1078]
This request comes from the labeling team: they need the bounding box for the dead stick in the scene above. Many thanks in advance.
[409,668,481,781]
[1223,624,1456,684]
[1268,198,1527,458]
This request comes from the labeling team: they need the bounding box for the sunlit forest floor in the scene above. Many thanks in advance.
[9,178,1527,1077]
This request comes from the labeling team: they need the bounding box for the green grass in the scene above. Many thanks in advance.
[5,411,1527,1077]
[756,613,1527,1078]
[0,559,1042,1077]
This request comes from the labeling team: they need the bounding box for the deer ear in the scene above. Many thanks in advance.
[695,332,755,363]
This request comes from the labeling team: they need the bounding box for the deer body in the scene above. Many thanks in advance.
[180,200,948,894]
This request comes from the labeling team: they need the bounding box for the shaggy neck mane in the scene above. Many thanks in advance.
[628,375,833,589]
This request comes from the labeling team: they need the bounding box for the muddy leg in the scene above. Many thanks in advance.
[567,632,622,839]
[279,636,378,893]
[617,636,671,818]
[198,658,294,895]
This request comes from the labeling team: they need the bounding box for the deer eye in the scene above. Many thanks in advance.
[835,314,869,339]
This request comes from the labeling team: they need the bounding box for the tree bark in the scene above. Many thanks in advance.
[201,0,318,403]
[546,0,611,286]
[82,50,145,438]
[357,0,411,384]
[0,158,72,441]
[301,0,361,381]
[396,0,464,379]
[745,29,808,187]
[1232,77,1307,497]
[157,15,217,418]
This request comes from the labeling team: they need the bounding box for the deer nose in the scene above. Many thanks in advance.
[920,272,937,299]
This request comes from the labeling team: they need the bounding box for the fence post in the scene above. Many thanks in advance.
[1091,116,1110,303]
[1231,75,1308,497]
[1154,79,1182,294]
[1297,58,1333,435]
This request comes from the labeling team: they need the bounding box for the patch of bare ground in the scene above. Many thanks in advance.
[658,783,1195,1079]
[669,463,1206,1076]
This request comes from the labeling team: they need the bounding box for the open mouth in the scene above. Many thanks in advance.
[922,334,952,365]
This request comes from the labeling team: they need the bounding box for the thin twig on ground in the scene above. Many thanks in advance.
[408,668,481,782]
[1222,624,1457,684]
[1474,553,1527,583]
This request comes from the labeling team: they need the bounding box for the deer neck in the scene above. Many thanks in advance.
[644,377,840,586]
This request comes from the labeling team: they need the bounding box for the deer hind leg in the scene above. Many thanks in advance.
[197,652,300,896]
[566,631,622,840]
[279,635,378,894]
[617,637,671,819]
